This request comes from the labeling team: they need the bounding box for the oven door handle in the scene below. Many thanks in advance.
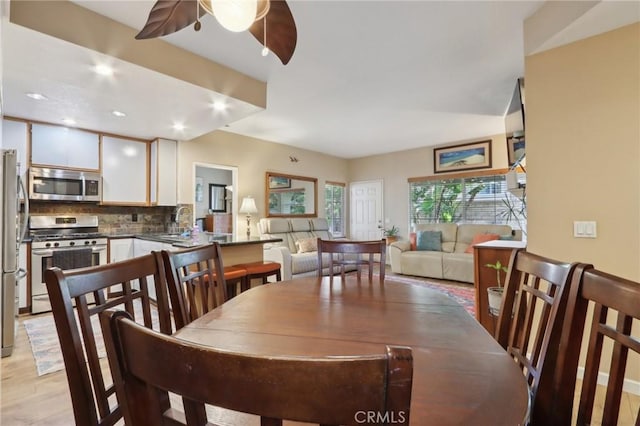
[31,249,53,256]
[32,246,106,256]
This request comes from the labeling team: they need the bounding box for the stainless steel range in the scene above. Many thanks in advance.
[30,215,107,314]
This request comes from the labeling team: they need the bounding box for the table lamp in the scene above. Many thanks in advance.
[239,196,258,238]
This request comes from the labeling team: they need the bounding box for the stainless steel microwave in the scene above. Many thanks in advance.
[29,167,101,202]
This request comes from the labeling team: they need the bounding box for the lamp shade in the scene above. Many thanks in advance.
[239,196,258,214]
[208,0,258,32]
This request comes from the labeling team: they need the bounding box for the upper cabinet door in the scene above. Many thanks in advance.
[150,138,177,206]
[101,136,148,205]
[2,119,29,177]
[31,123,99,170]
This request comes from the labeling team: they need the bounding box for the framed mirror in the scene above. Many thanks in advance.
[266,172,317,217]
[209,184,227,212]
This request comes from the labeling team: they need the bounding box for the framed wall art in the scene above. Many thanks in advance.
[268,175,291,189]
[507,136,525,166]
[433,140,492,174]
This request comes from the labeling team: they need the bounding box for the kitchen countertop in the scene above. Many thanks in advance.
[108,232,282,248]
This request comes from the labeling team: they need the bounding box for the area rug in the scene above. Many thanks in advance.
[388,274,476,317]
[23,301,159,377]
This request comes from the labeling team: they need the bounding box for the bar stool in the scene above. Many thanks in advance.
[215,265,249,298]
[235,261,282,286]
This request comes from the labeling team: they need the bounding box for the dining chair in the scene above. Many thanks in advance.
[161,243,228,331]
[494,249,580,425]
[44,252,173,426]
[100,308,413,426]
[317,238,387,283]
[549,265,640,426]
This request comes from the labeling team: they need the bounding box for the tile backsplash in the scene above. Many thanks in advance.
[28,202,193,234]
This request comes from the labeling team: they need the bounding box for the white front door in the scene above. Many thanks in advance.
[350,180,383,240]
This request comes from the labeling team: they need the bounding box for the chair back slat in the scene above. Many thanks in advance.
[494,249,580,424]
[317,238,386,283]
[552,266,640,426]
[101,309,413,426]
[161,243,228,331]
[44,252,172,426]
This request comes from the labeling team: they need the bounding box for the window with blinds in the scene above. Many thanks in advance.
[325,182,345,237]
[409,173,526,234]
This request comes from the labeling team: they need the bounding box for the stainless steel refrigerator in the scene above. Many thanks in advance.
[1,149,29,357]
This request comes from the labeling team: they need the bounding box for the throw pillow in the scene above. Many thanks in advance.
[416,230,442,251]
[464,233,500,254]
[409,232,417,251]
[295,237,318,253]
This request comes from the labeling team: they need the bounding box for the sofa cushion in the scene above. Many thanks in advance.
[464,233,500,253]
[400,251,444,279]
[442,252,475,283]
[296,237,318,253]
[290,218,312,232]
[455,224,515,253]
[310,218,329,231]
[262,218,291,234]
[290,252,319,275]
[414,223,458,253]
[416,230,442,251]
[409,232,417,250]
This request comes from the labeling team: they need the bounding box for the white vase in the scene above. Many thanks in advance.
[487,287,504,316]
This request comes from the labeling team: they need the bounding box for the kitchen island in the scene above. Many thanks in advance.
[108,233,282,269]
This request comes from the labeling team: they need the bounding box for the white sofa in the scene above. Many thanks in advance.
[388,223,519,283]
[259,217,356,280]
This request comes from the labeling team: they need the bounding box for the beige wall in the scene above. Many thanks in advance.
[177,130,348,236]
[525,22,640,277]
[525,23,640,384]
[348,134,510,240]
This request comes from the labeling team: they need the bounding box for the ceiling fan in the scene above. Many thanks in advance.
[135,0,297,65]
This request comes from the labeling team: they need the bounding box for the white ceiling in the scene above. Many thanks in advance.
[2,1,638,159]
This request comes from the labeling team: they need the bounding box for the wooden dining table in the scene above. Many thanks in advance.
[173,276,530,425]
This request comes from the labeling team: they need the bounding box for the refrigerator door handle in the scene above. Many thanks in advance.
[15,268,27,281]
[18,175,29,244]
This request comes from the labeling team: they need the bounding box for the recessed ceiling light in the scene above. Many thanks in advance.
[112,110,126,117]
[94,64,113,76]
[212,101,227,112]
[62,118,76,125]
[26,93,48,101]
[173,123,185,131]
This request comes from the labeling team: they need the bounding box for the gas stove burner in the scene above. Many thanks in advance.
[30,232,106,242]
[29,215,105,242]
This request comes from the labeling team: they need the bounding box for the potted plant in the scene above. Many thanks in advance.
[382,225,400,245]
[485,260,508,316]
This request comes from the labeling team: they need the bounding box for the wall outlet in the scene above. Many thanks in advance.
[132,213,138,222]
[573,221,597,238]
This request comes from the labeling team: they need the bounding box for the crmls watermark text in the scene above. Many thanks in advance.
[354,411,407,424]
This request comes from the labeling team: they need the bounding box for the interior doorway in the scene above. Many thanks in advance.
[349,180,383,240]
[193,163,238,236]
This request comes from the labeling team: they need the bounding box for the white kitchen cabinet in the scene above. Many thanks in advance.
[150,138,177,206]
[101,136,148,205]
[109,238,134,263]
[132,239,177,301]
[18,243,28,310]
[2,119,29,177]
[31,123,99,170]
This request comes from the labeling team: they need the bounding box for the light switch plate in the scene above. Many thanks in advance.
[573,221,597,238]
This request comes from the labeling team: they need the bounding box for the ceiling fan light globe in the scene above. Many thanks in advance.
[210,0,258,32]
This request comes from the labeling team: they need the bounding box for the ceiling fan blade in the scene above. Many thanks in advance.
[249,0,297,65]
[136,0,200,40]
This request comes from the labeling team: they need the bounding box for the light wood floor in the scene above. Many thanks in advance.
[2,275,639,425]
